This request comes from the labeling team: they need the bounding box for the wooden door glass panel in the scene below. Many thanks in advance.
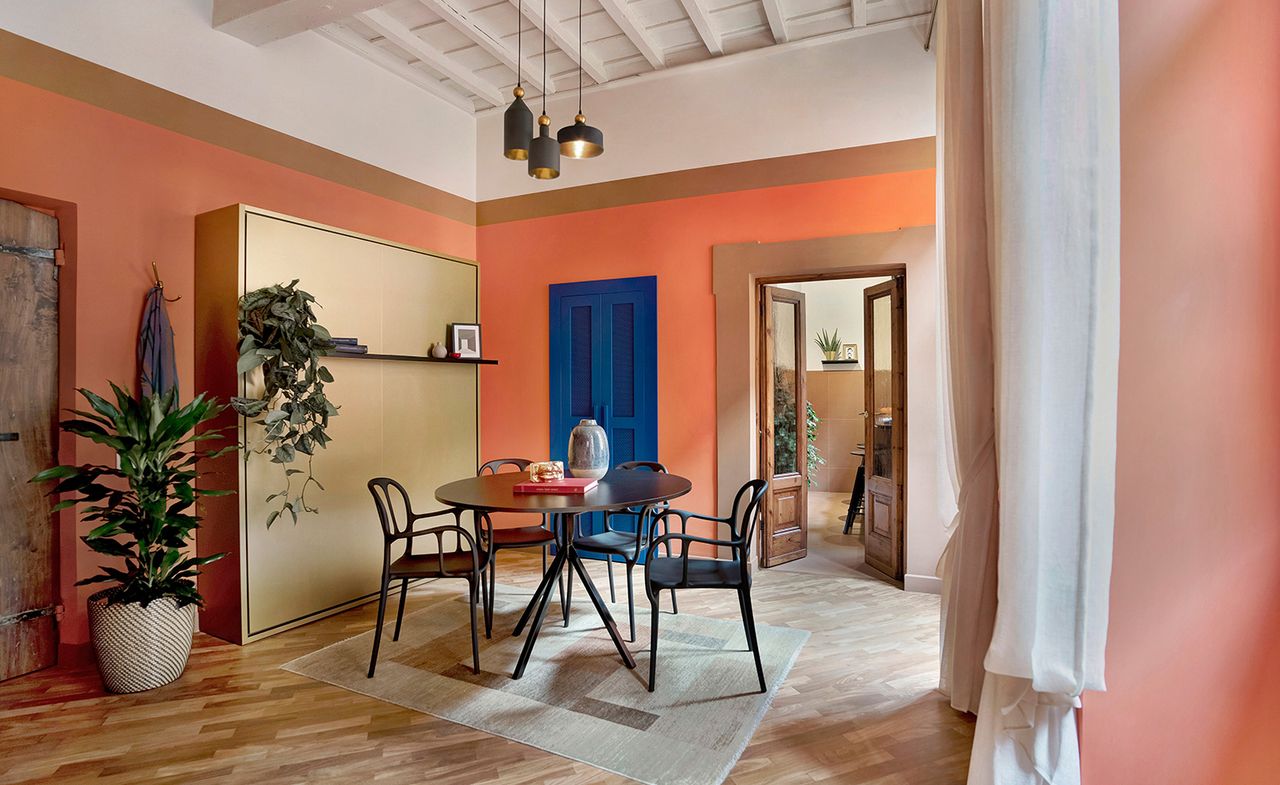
[758,286,807,568]
[870,292,894,480]
[771,298,799,475]
[862,278,904,582]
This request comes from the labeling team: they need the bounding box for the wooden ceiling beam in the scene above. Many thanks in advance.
[316,23,478,113]
[676,0,723,56]
[760,0,789,43]
[213,0,390,45]
[852,0,868,27]
[357,8,507,107]
[507,0,609,85]
[595,0,667,69]
[416,0,554,94]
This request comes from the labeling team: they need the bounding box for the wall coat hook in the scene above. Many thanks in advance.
[152,260,181,302]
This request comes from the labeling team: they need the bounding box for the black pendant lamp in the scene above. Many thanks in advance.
[527,0,560,179]
[502,2,532,160]
[557,0,603,158]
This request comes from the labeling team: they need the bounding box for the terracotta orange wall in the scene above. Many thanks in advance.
[1083,0,1280,782]
[0,76,474,646]
[476,170,935,528]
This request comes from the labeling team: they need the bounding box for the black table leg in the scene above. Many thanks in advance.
[513,543,567,637]
[510,511,636,679]
[568,550,637,669]
[512,546,567,679]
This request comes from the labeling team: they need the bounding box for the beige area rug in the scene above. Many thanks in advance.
[282,586,808,785]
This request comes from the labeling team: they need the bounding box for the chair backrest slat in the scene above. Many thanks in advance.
[478,457,532,475]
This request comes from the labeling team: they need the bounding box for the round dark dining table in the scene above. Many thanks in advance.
[436,468,692,679]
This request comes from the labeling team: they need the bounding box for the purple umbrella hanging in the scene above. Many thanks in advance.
[138,261,179,401]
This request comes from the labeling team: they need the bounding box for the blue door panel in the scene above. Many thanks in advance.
[549,277,657,560]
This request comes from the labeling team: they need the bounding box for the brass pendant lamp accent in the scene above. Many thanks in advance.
[502,2,532,160]
[527,0,560,179]
[557,0,603,158]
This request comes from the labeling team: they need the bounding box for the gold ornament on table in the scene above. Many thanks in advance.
[528,461,564,483]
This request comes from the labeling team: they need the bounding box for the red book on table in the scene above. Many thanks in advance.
[512,477,599,494]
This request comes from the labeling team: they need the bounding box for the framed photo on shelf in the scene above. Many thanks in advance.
[449,323,482,359]
[841,343,859,362]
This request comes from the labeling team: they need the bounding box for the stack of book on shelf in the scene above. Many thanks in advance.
[328,337,368,355]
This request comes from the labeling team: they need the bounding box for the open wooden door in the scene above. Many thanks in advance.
[0,199,60,680]
[862,278,905,582]
[758,286,807,567]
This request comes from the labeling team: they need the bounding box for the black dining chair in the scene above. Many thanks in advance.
[476,458,562,635]
[367,478,488,678]
[566,461,671,642]
[644,479,769,693]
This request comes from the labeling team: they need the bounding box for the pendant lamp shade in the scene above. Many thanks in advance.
[503,86,532,160]
[529,115,560,179]
[557,114,604,158]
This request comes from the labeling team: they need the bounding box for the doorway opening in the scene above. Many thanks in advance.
[756,273,906,587]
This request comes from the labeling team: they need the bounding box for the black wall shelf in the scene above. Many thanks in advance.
[326,352,498,366]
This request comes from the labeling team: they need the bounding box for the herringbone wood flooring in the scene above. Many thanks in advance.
[0,552,973,784]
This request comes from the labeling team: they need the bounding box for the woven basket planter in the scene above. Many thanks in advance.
[87,590,196,694]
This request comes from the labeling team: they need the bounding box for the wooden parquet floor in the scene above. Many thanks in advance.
[0,552,973,785]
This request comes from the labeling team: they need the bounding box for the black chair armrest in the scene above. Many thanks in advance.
[645,508,738,548]
[407,523,482,578]
[647,531,738,585]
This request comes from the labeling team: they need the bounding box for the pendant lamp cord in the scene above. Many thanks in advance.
[577,0,583,115]
[541,0,547,116]
[516,1,522,89]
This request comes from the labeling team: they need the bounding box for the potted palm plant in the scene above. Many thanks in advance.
[815,329,842,361]
[31,385,233,693]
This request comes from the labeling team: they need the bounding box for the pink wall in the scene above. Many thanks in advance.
[1083,0,1280,782]
[0,76,474,646]
[476,171,936,528]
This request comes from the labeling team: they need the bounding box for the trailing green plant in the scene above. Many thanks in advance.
[814,329,842,357]
[30,385,233,607]
[231,280,337,527]
[772,370,825,486]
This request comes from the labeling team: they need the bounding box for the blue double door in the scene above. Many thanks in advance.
[549,276,658,561]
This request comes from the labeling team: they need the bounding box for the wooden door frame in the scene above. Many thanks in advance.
[861,277,908,582]
[750,271,907,572]
[757,285,808,567]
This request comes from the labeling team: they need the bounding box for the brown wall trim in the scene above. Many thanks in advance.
[477,137,936,225]
[0,30,477,226]
[0,29,933,229]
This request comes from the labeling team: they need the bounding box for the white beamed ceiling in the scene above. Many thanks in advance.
[214,0,932,112]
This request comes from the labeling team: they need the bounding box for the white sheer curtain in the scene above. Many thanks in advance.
[936,1,1121,783]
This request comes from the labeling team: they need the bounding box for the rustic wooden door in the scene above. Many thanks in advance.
[862,277,905,582]
[0,199,60,681]
[758,286,808,567]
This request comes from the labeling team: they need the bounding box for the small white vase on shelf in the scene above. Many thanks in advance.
[567,419,609,479]
[430,342,448,359]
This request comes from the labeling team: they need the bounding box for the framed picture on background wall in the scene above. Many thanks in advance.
[450,323,482,358]
[842,343,859,362]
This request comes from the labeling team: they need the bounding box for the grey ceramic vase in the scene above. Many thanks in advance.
[567,419,609,479]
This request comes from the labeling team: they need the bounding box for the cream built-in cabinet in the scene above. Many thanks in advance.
[194,205,479,644]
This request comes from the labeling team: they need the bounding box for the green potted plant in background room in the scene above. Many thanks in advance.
[31,385,233,694]
[815,329,842,361]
